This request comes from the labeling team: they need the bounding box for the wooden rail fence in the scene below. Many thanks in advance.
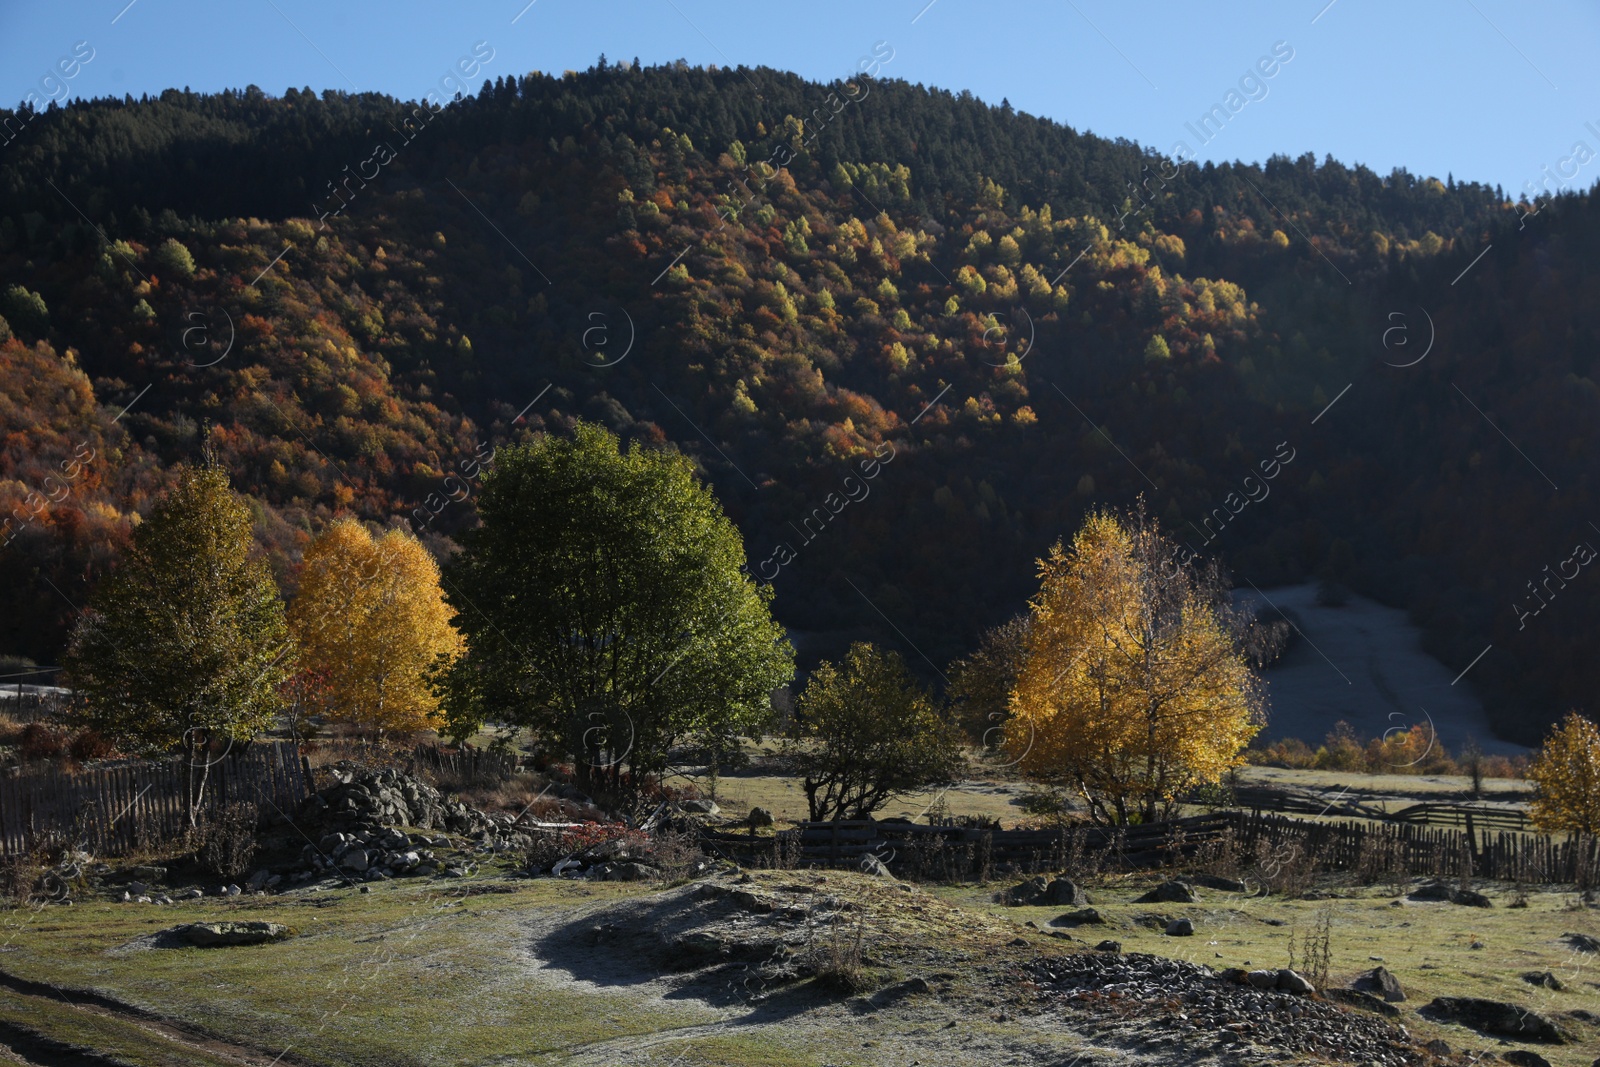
[0,742,312,857]
[726,809,1598,886]
[1231,786,1530,831]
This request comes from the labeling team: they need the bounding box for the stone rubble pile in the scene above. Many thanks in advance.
[1023,952,1425,1064]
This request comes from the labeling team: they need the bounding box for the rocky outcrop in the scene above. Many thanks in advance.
[1351,965,1406,1002]
[1133,879,1197,904]
[1421,997,1569,1043]
[177,921,294,946]
[1407,880,1492,907]
[999,875,1088,906]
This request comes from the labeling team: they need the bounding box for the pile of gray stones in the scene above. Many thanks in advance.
[1022,952,1425,1065]
[273,767,542,886]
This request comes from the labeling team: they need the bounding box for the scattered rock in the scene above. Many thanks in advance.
[1094,940,1121,952]
[1245,969,1279,990]
[1133,879,1197,904]
[678,798,720,815]
[1408,880,1492,907]
[747,806,774,827]
[858,855,895,878]
[339,849,370,873]
[1352,965,1406,1002]
[247,869,271,890]
[998,875,1088,906]
[1422,1038,1451,1056]
[177,921,294,947]
[1276,968,1315,995]
[1324,988,1401,1018]
[1564,932,1600,953]
[1186,873,1248,892]
[1164,917,1194,937]
[1053,907,1106,926]
[1522,970,1563,990]
[601,862,656,882]
[1422,997,1569,1043]
[1026,952,1415,1062]
[1503,1052,1553,1067]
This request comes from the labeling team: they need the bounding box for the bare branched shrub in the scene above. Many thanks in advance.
[0,849,45,908]
[649,827,705,883]
[1252,837,1319,897]
[806,913,869,994]
[1288,907,1334,989]
[192,802,260,880]
[1193,827,1243,880]
[768,831,801,870]
[1356,831,1408,892]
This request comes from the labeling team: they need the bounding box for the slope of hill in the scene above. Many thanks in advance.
[0,62,1591,743]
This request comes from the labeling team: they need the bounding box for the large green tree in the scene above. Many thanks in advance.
[64,460,292,821]
[436,421,793,792]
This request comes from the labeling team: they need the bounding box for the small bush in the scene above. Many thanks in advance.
[192,802,260,880]
[67,729,115,763]
[16,723,67,761]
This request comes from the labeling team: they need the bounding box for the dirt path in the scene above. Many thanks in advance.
[0,967,315,1067]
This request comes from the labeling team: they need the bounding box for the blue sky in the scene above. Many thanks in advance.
[3,0,1597,197]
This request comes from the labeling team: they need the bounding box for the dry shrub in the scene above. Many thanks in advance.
[1252,836,1319,897]
[0,850,44,908]
[525,822,648,871]
[1192,827,1244,880]
[649,827,705,882]
[1287,907,1333,988]
[806,913,869,993]
[192,802,260,880]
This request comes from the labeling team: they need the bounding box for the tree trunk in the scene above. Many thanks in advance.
[187,734,213,828]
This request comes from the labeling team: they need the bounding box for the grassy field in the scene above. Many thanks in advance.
[0,755,1577,1067]
[934,874,1600,1065]
[2,858,1595,1066]
[665,761,1532,832]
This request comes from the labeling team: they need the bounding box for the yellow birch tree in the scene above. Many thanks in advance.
[290,520,461,737]
[1008,508,1266,824]
[1528,711,1600,834]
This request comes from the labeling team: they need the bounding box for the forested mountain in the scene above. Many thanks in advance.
[0,61,1592,744]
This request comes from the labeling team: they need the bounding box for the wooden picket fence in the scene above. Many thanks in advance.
[732,809,1599,886]
[0,742,312,857]
[408,743,519,785]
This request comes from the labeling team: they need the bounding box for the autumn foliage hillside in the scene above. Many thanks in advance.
[0,62,1594,743]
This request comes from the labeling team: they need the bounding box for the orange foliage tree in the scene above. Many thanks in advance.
[290,519,461,738]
